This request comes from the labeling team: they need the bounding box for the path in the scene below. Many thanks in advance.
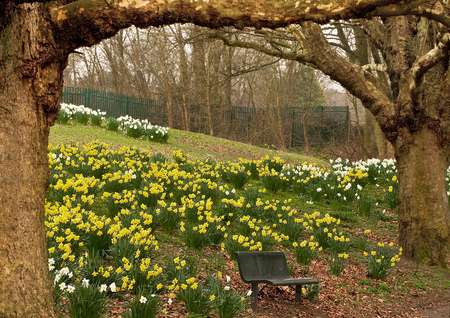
[419,305,450,318]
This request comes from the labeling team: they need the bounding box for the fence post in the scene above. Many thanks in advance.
[126,96,130,116]
[347,105,350,145]
[291,108,295,148]
[86,88,91,109]
[320,105,323,147]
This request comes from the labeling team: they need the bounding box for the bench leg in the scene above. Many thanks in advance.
[295,285,302,303]
[251,282,258,311]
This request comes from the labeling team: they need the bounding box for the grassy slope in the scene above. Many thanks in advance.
[49,123,450,318]
[49,123,326,166]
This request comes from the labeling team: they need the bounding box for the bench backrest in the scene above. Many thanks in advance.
[235,251,291,283]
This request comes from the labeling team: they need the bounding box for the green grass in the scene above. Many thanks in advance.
[50,123,325,166]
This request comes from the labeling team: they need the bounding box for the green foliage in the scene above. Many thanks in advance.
[365,243,402,280]
[260,170,290,193]
[90,114,103,127]
[178,278,212,316]
[65,283,110,318]
[156,203,181,233]
[219,163,251,190]
[206,276,247,318]
[56,109,71,124]
[305,283,322,301]
[75,111,90,124]
[357,194,375,216]
[293,240,318,265]
[328,252,349,276]
[124,289,159,318]
[354,236,369,251]
[106,117,120,132]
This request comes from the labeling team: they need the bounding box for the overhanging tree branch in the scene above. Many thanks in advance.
[215,23,396,133]
[213,31,312,64]
[46,0,433,50]
[294,22,395,129]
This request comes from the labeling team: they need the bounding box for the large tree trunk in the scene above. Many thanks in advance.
[0,3,63,317]
[396,127,450,266]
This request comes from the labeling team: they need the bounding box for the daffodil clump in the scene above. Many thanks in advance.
[219,162,252,190]
[364,242,402,280]
[306,212,343,250]
[293,237,321,265]
[206,272,248,318]
[328,252,350,276]
[177,277,212,316]
[125,289,159,318]
[59,103,106,126]
[383,175,399,209]
[259,166,291,193]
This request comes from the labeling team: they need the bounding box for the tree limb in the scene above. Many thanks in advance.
[295,22,395,131]
[46,0,427,50]
[410,32,450,104]
[411,7,450,29]
[213,31,312,64]
[215,22,395,133]
[360,19,387,53]
[362,64,387,71]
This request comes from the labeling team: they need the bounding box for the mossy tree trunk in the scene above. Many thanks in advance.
[396,127,450,266]
[0,3,65,317]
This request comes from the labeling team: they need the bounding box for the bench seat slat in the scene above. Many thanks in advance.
[253,277,319,286]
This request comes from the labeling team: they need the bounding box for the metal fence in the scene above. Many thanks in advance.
[62,86,349,148]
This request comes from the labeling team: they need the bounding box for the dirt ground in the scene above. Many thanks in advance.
[420,306,450,318]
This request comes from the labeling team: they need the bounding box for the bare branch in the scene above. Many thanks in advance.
[362,64,387,71]
[213,31,311,64]
[367,0,428,17]
[360,19,387,52]
[296,22,395,127]
[410,32,450,103]
[411,7,450,28]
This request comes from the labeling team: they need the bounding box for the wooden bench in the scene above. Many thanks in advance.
[235,251,319,310]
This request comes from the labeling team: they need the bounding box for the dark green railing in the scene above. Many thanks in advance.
[62,86,349,147]
[62,87,167,126]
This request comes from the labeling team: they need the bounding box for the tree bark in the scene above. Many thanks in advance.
[396,127,450,266]
[0,3,64,317]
